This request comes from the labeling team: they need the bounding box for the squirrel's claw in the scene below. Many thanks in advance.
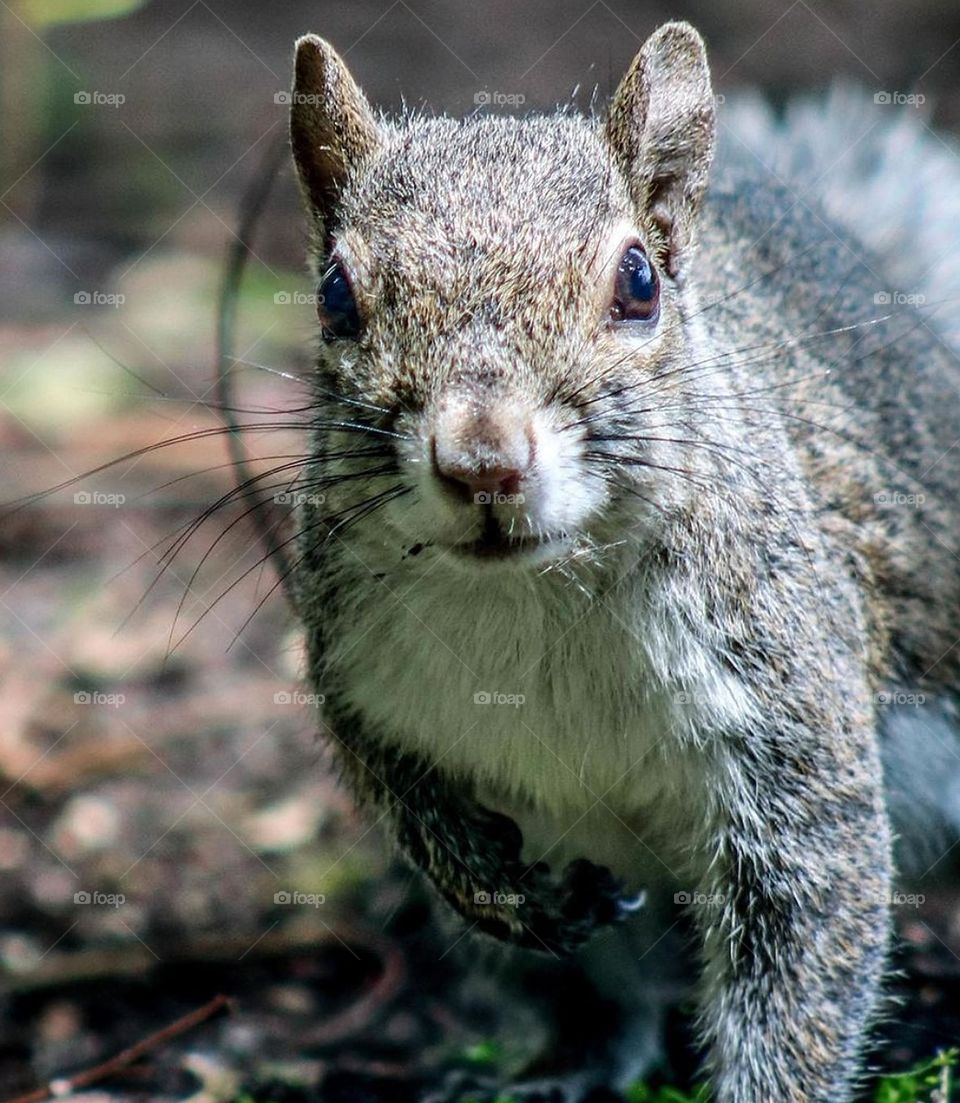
[618,889,648,915]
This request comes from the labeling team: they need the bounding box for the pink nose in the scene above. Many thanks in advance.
[431,437,530,504]
[435,459,524,503]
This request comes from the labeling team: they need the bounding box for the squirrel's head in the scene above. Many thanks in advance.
[290,23,716,572]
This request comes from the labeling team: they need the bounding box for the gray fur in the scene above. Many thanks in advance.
[718,86,960,352]
[286,23,960,1103]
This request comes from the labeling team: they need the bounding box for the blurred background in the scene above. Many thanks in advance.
[2,1,960,1100]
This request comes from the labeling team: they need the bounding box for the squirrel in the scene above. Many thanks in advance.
[283,20,960,1103]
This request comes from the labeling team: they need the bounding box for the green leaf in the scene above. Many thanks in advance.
[463,1041,501,1065]
[874,1048,957,1103]
[15,0,149,29]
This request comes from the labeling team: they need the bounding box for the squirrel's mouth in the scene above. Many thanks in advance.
[448,512,564,563]
[432,503,573,565]
[452,532,549,560]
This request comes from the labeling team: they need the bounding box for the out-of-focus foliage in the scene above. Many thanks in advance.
[15,0,148,28]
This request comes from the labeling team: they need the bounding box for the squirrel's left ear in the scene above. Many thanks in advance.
[290,35,382,245]
[606,22,716,279]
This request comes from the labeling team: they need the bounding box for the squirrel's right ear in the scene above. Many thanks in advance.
[290,36,381,238]
[605,22,716,279]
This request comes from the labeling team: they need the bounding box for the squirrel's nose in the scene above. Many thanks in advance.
[431,431,532,505]
[433,455,524,504]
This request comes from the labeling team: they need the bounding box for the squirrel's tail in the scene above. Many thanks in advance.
[720,91,960,880]
[718,86,960,354]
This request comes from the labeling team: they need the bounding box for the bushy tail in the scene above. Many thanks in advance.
[720,90,960,880]
[718,86,960,353]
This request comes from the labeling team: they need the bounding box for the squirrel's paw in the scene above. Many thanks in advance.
[526,857,644,955]
[471,856,644,956]
[436,801,644,955]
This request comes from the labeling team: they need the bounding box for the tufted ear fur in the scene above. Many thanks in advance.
[605,22,716,278]
[290,35,382,245]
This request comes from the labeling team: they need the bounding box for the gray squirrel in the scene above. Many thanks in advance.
[283,20,960,1102]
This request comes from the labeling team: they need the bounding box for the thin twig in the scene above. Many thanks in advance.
[2,993,230,1103]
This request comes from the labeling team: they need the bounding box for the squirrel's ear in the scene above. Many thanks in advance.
[605,22,715,278]
[290,35,381,239]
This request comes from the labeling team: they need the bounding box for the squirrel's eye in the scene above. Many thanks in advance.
[317,262,361,340]
[610,244,660,324]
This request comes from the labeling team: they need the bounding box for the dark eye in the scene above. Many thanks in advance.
[609,244,659,324]
[317,262,361,340]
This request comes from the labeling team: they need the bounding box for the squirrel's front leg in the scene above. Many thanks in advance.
[695,730,892,1103]
[326,712,632,955]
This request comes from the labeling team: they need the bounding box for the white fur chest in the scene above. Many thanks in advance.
[325,551,756,882]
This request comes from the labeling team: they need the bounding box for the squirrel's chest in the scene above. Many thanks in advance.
[326,565,753,834]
